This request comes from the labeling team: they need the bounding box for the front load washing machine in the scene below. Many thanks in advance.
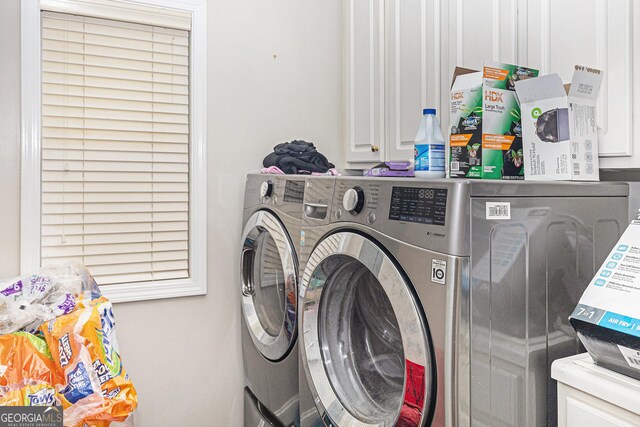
[241,173,306,426]
[298,177,628,427]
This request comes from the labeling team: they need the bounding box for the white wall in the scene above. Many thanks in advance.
[0,0,21,279]
[0,0,344,425]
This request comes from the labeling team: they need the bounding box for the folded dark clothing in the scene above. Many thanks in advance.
[273,140,317,156]
[263,154,332,174]
[263,140,335,174]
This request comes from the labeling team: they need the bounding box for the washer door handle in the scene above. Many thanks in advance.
[241,247,255,296]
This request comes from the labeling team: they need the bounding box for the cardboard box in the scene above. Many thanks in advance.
[449,68,483,179]
[482,62,539,180]
[363,161,414,177]
[515,65,603,181]
[571,211,640,381]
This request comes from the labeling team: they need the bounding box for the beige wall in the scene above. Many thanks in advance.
[0,0,343,425]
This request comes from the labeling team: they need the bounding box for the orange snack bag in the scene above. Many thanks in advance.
[0,382,59,406]
[0,331,63,387]
[41,297,137,426]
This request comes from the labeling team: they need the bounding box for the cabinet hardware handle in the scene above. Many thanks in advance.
[371,145,379,152]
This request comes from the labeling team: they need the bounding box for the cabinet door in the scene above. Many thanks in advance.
[447,0,519,69]
[386,0,439,161]
[345,0,385,165]
[445,0,519,132]
[525,0,634,163]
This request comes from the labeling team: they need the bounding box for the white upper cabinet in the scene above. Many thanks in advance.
[345,0,385,164]
[447,0,519,68]
[346,0,638,169]
[447,0,638,168]
[345,0,445,166]
[385,0,442,162]
[525,0,635,166]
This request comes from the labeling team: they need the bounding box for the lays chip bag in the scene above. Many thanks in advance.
[0,331,63,387]
[41,297,137,427]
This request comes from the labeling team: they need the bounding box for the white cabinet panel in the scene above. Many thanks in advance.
[599,1,634,158]
[345,0,385,164]
[386,0,441,161]
[455,0,495,68]
[566,397,636,427]
[527,0,634,159]
[449,0,517,70]
[553,355,640,427]
[445,0,518,133]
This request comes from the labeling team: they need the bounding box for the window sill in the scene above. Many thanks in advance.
[99,278,207,304]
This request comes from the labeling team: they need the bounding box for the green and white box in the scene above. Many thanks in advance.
[482,62,538,180]
[449,68,483,179]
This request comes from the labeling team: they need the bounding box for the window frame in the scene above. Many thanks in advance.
[21,0,208,303]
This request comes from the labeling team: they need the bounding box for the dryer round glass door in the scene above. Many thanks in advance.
[300,232,434,427]
[241,210,297,361]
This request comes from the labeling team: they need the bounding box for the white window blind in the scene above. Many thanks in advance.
[41,11,190,286]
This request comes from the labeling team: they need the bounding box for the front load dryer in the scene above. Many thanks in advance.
[241,173,306,426]
[298,177,628,427]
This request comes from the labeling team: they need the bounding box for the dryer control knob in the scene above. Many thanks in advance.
[260,181,273,198]
[343,187,365,214]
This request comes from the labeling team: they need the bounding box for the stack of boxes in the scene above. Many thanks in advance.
[448,62,601,181]
[449,62,538,180]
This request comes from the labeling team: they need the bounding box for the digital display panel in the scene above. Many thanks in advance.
[389,187,447,225]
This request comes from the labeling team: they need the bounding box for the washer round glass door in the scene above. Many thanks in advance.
[300,232,434,427]
[241,210,297,361]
